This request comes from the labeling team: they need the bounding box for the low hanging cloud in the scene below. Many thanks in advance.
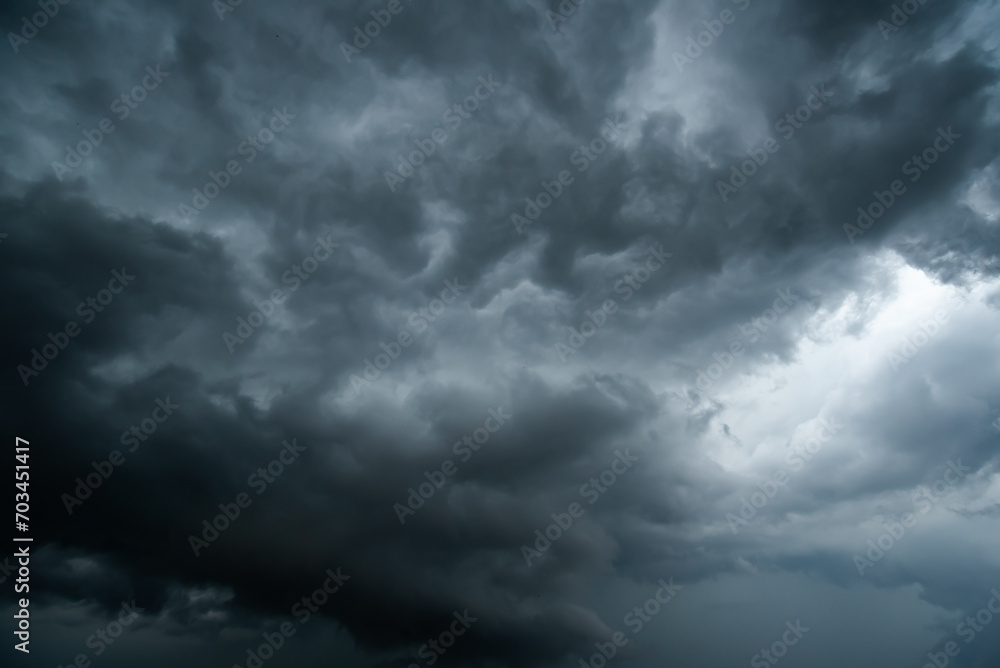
[2,0,1000,667]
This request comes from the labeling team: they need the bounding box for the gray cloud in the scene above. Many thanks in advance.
[2,0,1000,666]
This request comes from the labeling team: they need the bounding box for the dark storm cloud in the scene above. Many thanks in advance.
[2,0,1000,667]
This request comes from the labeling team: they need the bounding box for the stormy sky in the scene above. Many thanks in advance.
[2,0,1000,666]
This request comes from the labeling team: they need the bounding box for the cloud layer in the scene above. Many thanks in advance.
[2,0,1000,666]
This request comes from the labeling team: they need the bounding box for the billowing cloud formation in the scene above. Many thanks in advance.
[2,0,1000,666]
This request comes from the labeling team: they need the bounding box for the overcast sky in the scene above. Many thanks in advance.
[3,0,1000,667]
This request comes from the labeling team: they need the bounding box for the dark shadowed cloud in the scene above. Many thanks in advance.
[2,0,1000,667]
